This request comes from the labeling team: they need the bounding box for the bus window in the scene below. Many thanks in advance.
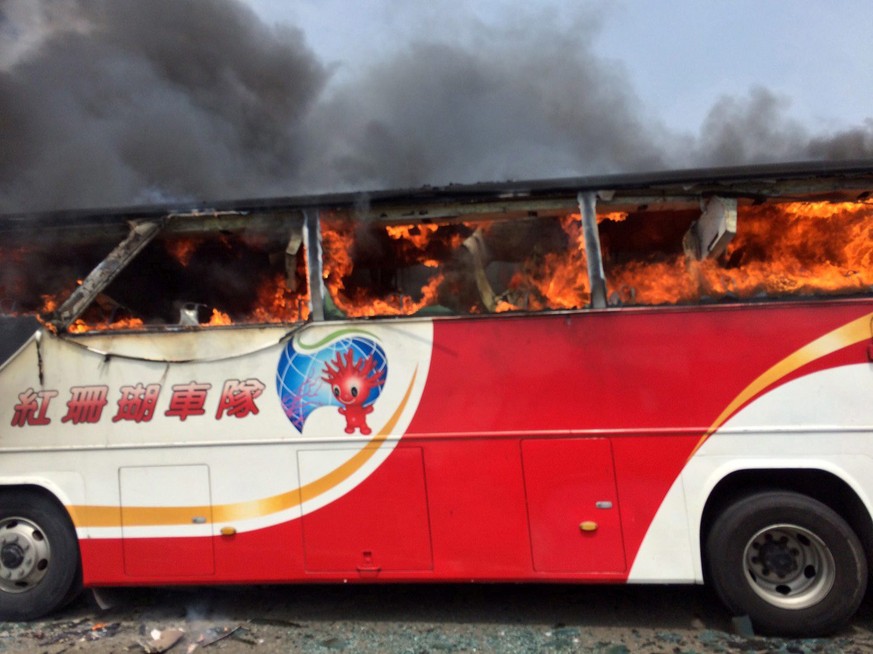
[598,201,873,306]
[0,238,112,319]
[48,219,309,332]
[319,212,591,317]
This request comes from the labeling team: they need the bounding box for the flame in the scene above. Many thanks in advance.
[40,294,58,313]
[599,211,628,223]
[323,201,871,316]
[605,201,873,305]
[38,287,147,332]
[15,199,873,332]
[497,213,590,311]
[31,233,311,331]
[321,220,355,298]
[164,238,201,267]
[207,309,232,326]
[336,274,445,317]
[322,220,449,317]
[67,317,145,333]
[385,224,441,250]
[250,272,311,323]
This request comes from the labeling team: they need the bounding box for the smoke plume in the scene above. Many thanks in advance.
[1,0,872,214]
[0,0,325,211]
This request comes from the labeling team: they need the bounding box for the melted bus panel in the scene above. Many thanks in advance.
[0,162,872,636]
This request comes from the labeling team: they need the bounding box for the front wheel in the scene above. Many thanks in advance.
[706,491,867,637]
[0,491,81,620]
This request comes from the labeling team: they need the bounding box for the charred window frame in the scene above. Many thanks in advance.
[46,211,310,332]
[314,203,597,318]
[593,194,873,307]
[24,169,873,332]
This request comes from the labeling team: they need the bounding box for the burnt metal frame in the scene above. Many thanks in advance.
[16,160,873,332]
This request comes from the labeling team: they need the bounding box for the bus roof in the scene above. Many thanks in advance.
[2,159,873,237]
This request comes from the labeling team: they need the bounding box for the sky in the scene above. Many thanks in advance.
[246,0,873,134]
[1,0,872,213]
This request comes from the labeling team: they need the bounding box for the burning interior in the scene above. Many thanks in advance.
[0,163,871,335]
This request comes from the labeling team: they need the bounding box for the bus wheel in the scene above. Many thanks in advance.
[706,491,867,637]
[0,491,81,621]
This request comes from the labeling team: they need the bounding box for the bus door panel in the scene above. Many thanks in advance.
[419,437,533,576]
[299,447,433,573]
[119,465,215,577]
[521,438,626,573]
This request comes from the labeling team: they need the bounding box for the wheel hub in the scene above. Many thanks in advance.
[0,542,25,569]
[0,518,51,593]
[743,524,835,610]
[757,538,798,577]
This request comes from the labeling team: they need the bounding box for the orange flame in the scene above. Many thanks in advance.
[40,295,58,313]
[385,224,441,250]
[68,317,145,333]
[164,238,201,267]
[498,213,590,311]
[320,221,355,299]
[35,234,311,331]
[605,201,873,305]
[599,211,628,223]
[250,272,311,323]
[322,220,449,317]
[207,309,232,326]
[20,199,873,331]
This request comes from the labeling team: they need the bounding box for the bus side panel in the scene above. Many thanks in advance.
[408,301,873,576]
[299,446,433,573]
[12,300,873,588]
[521,438,625,573]
[81,521,305,585]
[419,438,532,576]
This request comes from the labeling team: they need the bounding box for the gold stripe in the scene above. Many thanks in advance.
[70,368,419,528]
[689,312,873,458]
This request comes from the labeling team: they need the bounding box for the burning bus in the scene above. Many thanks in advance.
[0,161,872,635]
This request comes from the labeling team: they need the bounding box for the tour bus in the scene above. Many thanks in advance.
[0,161,872,636]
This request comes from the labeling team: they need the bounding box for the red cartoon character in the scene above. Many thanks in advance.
[322,349,386,435]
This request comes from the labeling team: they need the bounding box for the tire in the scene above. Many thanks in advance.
[0,490,82,621]
[705,491,867,637]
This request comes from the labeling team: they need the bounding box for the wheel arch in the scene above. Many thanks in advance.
[699,468,873,580]
[0,483,79,533]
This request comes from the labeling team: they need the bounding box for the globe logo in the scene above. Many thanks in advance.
[276,334,388,433]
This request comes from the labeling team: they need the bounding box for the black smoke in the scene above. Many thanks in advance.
[690,87,873,167]
[0,0,325,211]
[1,0,872,214]
[292,16,673,191]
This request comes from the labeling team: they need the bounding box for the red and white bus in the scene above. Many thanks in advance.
[1,161,872,635]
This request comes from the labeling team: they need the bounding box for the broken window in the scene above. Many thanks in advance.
[319,212,592,318]
[5,167,869,331]
[36,213,309,332]
[0,238,117,318]
[598,201,873,306]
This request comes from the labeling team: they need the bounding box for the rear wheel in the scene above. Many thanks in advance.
[706,491,867,636]
[0,491,81,620]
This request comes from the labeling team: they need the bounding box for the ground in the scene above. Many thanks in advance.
[1,584,872,653]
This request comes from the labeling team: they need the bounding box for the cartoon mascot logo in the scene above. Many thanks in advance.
[321,348,386,434]
[276,333,388,435]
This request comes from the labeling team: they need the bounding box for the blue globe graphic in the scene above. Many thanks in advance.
[276,335,388,432]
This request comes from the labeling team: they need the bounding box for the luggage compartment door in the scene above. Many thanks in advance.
[120,465,215,577]
[300,447,432,573]
[522,438,625,573]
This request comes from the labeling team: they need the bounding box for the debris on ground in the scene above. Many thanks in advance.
[141,627,185,653]
[0,585,870,653]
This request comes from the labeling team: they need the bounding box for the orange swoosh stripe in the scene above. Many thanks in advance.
[69,367,418,529]
[689,311,873,458]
